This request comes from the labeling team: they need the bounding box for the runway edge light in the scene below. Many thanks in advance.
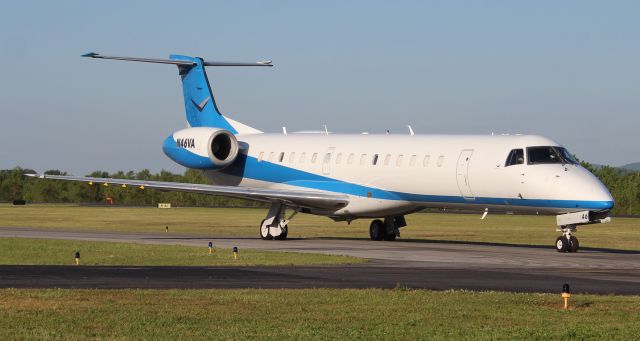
[233,246,238,260]
[208,241,213,254]
[562,283,571,309]
[75,251,80,266]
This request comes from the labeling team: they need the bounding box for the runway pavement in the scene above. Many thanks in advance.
[1,226,640,293]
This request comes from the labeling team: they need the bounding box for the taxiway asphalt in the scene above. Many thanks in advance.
[1,227,639,293]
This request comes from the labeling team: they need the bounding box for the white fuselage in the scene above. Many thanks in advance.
[203,133,614,219]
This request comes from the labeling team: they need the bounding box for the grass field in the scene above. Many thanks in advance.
[1,288,639,339]
[1,204,639,250]
[2,206,639,339]
[0,238,361,266]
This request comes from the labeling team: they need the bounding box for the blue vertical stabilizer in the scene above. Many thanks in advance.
[169,55,238,133]
[81,52,271,134]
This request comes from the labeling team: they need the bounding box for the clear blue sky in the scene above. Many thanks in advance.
[1,1,638,174]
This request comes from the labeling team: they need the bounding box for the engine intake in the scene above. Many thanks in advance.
[208,130,239,167]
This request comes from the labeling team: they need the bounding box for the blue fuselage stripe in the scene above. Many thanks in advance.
[216,153,613,211]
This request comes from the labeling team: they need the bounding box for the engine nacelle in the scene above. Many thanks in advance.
[162,127,239,170]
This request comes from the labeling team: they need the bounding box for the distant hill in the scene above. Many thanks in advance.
[586,162,640,173]
[620,162,640,171]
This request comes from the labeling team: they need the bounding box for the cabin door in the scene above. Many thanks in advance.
[456,149,475,199]
[322,147,335,175]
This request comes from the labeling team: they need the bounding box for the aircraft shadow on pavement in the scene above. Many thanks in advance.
[141,236,259,241]
[139,235,640,255]
[309,236,640,255]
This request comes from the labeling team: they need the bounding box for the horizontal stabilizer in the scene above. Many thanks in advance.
[82,52,270,133]
[81,52,273,67]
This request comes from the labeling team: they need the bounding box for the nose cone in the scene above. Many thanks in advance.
[522,164,614,212]
[577,167,614,211]
[588,192,614,210]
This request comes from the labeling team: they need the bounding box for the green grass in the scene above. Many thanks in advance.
[1,206,639,339]
[2,204,640,250]
[0,238,362,266]
[1,288,639,339]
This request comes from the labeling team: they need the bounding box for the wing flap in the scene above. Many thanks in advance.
[26,174,349,211]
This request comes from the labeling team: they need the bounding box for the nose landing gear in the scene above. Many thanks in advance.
[555,226,579,253]
[554,211,610,253]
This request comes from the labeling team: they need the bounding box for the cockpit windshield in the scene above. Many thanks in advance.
[527,146,578,165]
[505,149,524,166]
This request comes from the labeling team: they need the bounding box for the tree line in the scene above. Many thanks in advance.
[0,168,263,208]
[0,165,638,215]
[581,162,640,216]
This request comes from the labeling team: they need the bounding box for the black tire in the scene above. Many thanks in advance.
[260,220,272,240]
[568,236,579,253]
[369,220,385,241]
[383,231,397,241]
[274,225,288,240]
[555,236,569,252]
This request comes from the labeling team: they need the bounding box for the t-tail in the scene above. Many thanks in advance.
[81,52,271,134]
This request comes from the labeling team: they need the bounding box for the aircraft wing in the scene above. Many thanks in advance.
[26,174,349,211]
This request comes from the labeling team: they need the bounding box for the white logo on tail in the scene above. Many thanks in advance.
[192,97,210,112]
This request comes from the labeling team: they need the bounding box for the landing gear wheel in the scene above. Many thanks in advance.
[369,220,384,241]
[383,231,397,241]
[274,225,288,240]
[555,236,569,252]
[260,219,273,240]
[568,236,579,253]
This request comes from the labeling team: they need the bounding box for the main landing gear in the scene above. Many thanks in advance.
[369,216,406,241]
[260,202,297,240]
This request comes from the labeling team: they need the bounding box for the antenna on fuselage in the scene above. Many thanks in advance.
[407,125,415,136]
[323,125,328,135]
[282,127,287,135]
[481,208,489,220]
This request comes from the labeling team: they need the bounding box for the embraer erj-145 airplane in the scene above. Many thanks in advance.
[29,53,614,253]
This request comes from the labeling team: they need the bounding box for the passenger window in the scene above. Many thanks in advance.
[336,153,342,164]
[311,153,318,163]
[289,152,295,163]
[396,155,403,167]
[372,154,379,165]
[423,155,430,167]
[300,152,306,163]
[278,152,285,162]
[258,152,264,162]
[410,155,416,167]
[384,154,391,166]
[437,156,445,167]
[268,152,274,162]
[505,149,525,166]
[347,153,354,165]
[360,154,367,165]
